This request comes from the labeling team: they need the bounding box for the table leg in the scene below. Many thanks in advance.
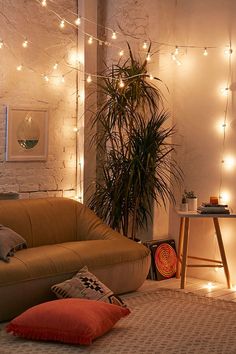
[181,217,190,289]
[213,217,231,289]
[176,217,185,278]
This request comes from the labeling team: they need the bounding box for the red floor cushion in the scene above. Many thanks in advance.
[6,298,130,345]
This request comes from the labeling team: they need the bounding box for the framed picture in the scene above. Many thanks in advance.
[6,106,48,161]
[143,239,177,280]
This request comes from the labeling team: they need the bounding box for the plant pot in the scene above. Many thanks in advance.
[180,202,188,212]
[187,197,198,211]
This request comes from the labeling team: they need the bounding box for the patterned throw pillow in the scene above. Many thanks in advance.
[0,224,27,262]
[51,266,125,307]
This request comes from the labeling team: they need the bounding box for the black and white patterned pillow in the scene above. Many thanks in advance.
[51,266,125,307]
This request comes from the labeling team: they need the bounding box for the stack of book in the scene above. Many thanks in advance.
[197,203,230,214]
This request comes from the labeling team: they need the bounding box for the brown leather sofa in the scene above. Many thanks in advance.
[0,197,150,322]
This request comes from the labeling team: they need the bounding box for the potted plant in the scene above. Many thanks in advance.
[88,44,182,239]
[184,190,197,211]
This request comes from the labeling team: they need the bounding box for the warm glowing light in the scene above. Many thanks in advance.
[75,17,81,26]
[219,191,230,204]
[86,74,92,83]
[215,120,227,134]
[146,53,151,61]
[61,76,65,83]
[171,53,176,61]
[88,36,93,44]
[73,127,78,132]
[22,39,28,48]
[111,31,117,40]
[119,49,124,57]
[119,78,124,88]
[149,74,154,80]
[204,282,214,290]
[175,46,179,55]
[60,20,65,29]
[143,41,148,50]
[0,40,3,48]
[68,50,83,65]
[220,87,229,96]
[44,75,49,82]
[222,156,235,170]
[41,0,47,6]
[16,64,22,71]
[224,46,233,56]
[53,63,58,70]
[203,47,208,56]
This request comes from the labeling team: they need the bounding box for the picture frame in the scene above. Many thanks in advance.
[143,239,177,281]
[6,106,48,161]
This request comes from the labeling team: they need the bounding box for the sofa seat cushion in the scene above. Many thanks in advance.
[0,239,149,287]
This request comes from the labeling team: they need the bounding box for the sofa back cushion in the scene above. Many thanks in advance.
[0,198,78,247]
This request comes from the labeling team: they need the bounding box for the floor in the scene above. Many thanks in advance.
[138,277,236,301]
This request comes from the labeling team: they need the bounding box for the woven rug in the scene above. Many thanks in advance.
[1,288,236,354]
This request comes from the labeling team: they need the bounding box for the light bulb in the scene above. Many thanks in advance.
[119,79,124,88]
[44,75,49,82]
[149,74,154,80]
[203,47,208,56]
[224,46,233,56]
[73,127,78,132]
[220,87,229,96]
[60,20,65,28]
[16,64,22,71]
[146,53,151,61]
[0,40,3,48]
[111,31,117,40]
[41,0,47,6]
[206,282,214,290]
[75,17,81,26]
[88,36,93,44]
[219,191,230,204]
[86,74,92,83]
[142,41,148,50]
[53,63,58,70]
[171,53,176,61]
[61,76,65,83]
[22,39,28,48]
[119,49,124,57]
[175,46,179,55]
[222,156,235,170]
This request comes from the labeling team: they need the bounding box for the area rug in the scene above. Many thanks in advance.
[1,288,236,354]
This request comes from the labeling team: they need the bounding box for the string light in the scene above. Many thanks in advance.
[220,87,229,96]
[142,41,148,50]
[73,127,78,132]
[88,36,93,44]
[41,0,47,6]
[119,49,124,57]
[222,156,235,171]
[16,64,22,71]
[174,46,179,55]
[205,282,214,290]
[44,75,49,82]
[119,78,124,88]
[224,46,233,56]
[75,17,81,26]
[61,76,65,83]
[171,53,176,61]
[59,19,65,28]
[149,74,154,80]
[22,39,28,48]
[53,63,58,70]
[146,53,151,61]
[219,191,230,204]
[86,74,92,83]
[203,47,208,56]
[111,31,117,40]
[0,40,3,48]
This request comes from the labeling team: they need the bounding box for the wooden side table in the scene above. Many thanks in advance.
[176,211,236,289]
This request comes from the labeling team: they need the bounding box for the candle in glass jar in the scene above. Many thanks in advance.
[210,196,218,205]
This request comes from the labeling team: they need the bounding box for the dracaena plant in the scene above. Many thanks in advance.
[88,44,182,239]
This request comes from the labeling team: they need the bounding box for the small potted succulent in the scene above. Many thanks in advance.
[184,190,197,211]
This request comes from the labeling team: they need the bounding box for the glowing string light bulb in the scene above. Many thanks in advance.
[142,41,148,50]
[174,46,179,55]
[88,36,93,45]
[22,39,28,48]
[53,63,58,70]
[86,74,92,83]
[220,87,229,96]
[146,53,151,62]
[75,17,81,26]
[16,64,22,71]
[171,53,176,61]
[119,49,124,57]
[59,19,65,29]
[222,156,235,170]
[41,0,47,6]
[61,76,65,83]
[224,46,233,56]
[73,127,78,132]
[0,40,3,48]
[44,75,49,82]
[219,191,230,204]
[119,78,124,88]
[149,74,154,80]
[206,282,214,290]
[111,31,117,40]
[203,47,208,56]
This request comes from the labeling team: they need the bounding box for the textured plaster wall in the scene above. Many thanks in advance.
[0,0,77,199]
[103,0,236,284]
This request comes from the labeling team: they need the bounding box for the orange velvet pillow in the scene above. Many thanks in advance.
[6,298,130,345]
